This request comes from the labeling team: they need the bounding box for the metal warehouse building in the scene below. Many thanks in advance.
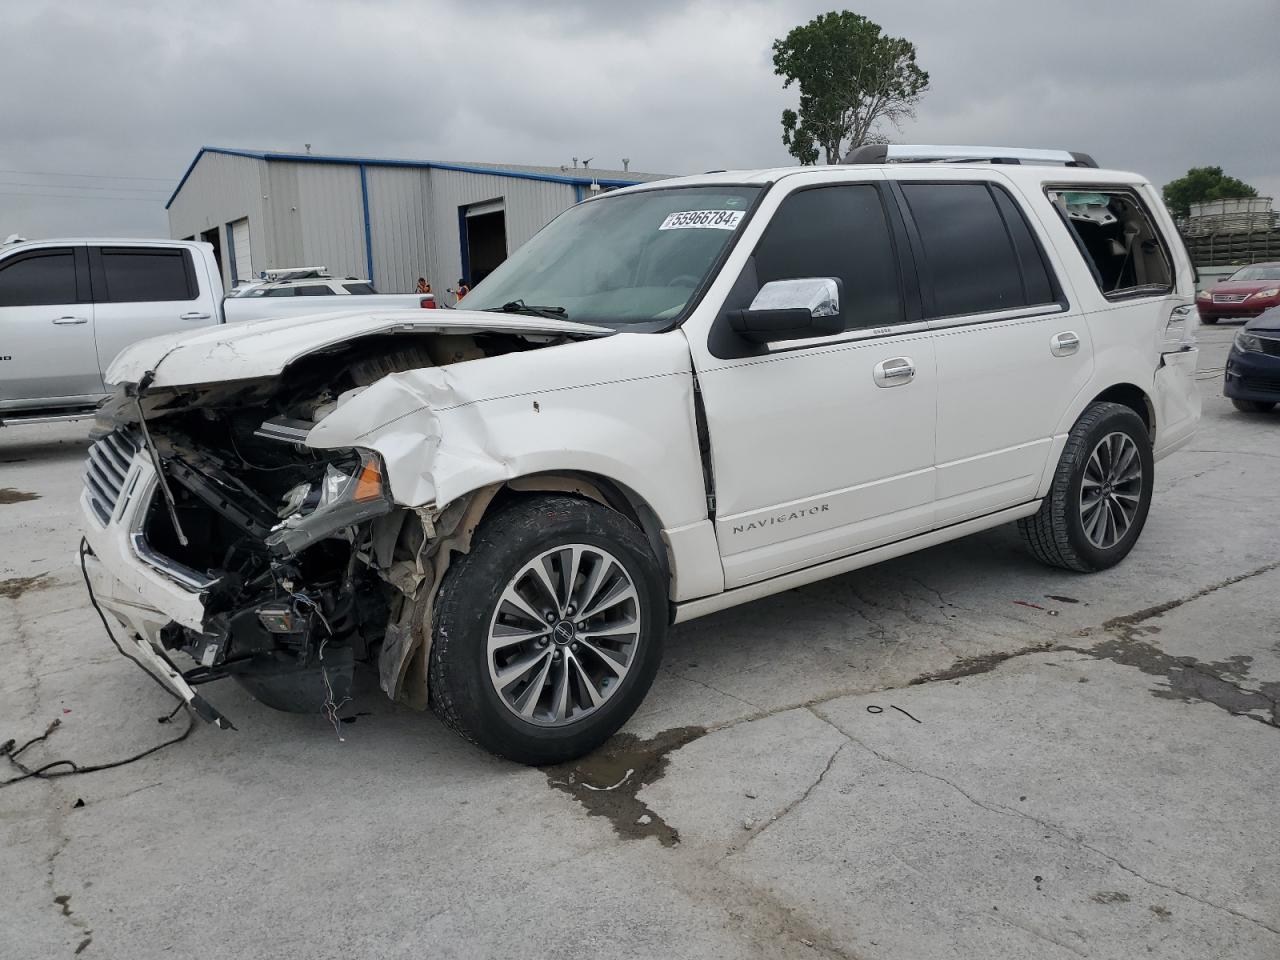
[166,146,669,294]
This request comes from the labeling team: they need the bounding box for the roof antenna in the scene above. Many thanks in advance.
[581,157,593,169]
[621,158,630,172]
[571,156,578,168]
[304,143,311,154]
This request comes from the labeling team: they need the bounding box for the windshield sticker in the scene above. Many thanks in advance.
[659,210,744,231]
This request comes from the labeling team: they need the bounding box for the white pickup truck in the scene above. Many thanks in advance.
[80,146,1200,764]
[0,238,434,425]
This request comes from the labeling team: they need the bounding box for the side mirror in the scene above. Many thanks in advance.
[728,278,843,343]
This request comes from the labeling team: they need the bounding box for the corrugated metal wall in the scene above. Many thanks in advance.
[425,170,577,294]
[170,153,585,295]
[366,166,433,294]
[292,164,367,281]
[166,152,269,289]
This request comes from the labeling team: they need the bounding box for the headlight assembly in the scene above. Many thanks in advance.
[1234,331,1264,353]
[266,450,393,556]
[1250,288,1280,300]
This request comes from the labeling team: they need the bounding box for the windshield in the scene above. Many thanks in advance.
[462,185,760,330]
[1228,265,1280,282]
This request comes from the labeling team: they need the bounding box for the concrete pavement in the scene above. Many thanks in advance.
[2,323,1276,959]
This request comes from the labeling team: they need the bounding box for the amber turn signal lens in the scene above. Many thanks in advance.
[353,460,384,501]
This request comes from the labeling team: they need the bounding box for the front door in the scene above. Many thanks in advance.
[690,182,938,588]
[0,245,100,407]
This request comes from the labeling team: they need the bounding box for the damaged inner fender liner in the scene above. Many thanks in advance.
[96,328,577,716]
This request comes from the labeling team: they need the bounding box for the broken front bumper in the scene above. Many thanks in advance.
[80,447,229,722]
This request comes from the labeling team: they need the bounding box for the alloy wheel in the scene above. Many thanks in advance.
[1079,431,1144,549]
[486,544,641,726]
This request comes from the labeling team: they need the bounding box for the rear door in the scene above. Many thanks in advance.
[691,177,938,588]
[890,176,1092,525]
[89,245,215,376]
[0,245,101,406]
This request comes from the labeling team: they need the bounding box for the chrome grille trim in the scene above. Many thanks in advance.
[1213,293,1249,303]
[84,428,141,525]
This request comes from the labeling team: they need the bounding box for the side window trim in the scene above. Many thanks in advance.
[707,180,922,360]
[0,246,84,306]
[892,178,1069,324]
[1043,184,1174,302]
[89,246,199,303]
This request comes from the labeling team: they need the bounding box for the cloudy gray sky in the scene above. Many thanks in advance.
[3,0,1277,238]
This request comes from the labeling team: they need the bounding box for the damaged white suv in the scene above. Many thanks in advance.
[81,145,1200,763]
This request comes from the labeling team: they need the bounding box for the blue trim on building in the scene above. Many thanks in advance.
[457,206,471,288]
[166,146,647,208]
[574,184,585,203]
[359,164,374,284]
[224,221,238,284]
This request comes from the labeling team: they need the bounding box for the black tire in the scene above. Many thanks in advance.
[428,494,666,765]
[1200,316,1218,325]
[1018,402,1154,573]
[1232,398,1276,413]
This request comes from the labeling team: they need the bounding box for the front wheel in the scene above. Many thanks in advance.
[1232,398,1276,413]
[1200,315,1218,325]
[428,495,666,764]
[1018,402,1154,573]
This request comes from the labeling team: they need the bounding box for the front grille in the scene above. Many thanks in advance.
[1213,293,1250,303]
[1258,336,1280,358]
[84,429,141,525]
[1238,376,1280,395]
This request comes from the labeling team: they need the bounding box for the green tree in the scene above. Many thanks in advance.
[773,11,929,165]
[1162,166,1257,218]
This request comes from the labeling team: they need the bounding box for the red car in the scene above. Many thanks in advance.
[1197,262,1280,323]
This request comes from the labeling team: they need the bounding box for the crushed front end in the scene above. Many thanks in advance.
[79,328,553,726]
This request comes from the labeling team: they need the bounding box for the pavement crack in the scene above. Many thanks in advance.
[664,670,761,710]
[736,731,848,852]
[819,711,1280,939]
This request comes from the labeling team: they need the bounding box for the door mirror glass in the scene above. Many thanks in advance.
[729,277,843,343]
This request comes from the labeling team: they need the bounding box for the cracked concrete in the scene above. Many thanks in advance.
[2,323,1278,958]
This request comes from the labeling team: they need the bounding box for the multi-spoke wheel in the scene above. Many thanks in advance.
[428,495,665,764]
[1079,432,1143,550]
[1019,401,1154,572]
[488,545,641,726]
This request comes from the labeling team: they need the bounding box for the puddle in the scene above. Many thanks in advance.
[0,488,40,505]
[543,726,706,846]
[0,573,50,600]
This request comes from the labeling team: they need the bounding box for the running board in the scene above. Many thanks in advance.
[0,408,98,427]
[672,501,1041,624]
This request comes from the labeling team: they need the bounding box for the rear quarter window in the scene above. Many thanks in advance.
[1047,187,1173,299]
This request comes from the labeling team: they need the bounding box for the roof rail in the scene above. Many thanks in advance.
[259,266,331,281]
[843,144,1098,168]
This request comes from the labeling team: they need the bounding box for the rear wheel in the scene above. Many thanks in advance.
[1200,316,1218,325]
[429,495,666,764]
[1018,402,1154,572]
[1232,398,1276,413]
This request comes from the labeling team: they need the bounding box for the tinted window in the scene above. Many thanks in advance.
[753,185,902,330]
[342,282,376,295]
[903,183,1031,317]
[293,284,334,296]
[98,248,195,303]
[263,286,295,297]
[991,186,1055,305]
[0,249,78,307]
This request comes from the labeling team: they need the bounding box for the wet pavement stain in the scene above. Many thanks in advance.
[1046,595,1080,604]
[908,642,1056,685]
[1080,636,1280,728]
[1090,891,1131,904]
[0,573,50,600]
[543,726,706,846]
[0,487,40,505]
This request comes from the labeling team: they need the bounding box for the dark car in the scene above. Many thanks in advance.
[1197,262,1280,324]
[1224,305,1280,412]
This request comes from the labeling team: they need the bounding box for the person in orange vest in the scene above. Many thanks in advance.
[452,278,470,304]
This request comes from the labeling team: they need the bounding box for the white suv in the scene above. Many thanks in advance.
[81,145,1200,763]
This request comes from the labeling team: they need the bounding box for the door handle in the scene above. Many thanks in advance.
[1051,331,1081,357]
[180,312,212,320]
[51,316,88,325]
[873,356,915,387]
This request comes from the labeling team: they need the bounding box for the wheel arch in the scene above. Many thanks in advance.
[1089,383,1155,439]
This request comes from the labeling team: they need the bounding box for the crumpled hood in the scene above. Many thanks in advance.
[105,308,612,388]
